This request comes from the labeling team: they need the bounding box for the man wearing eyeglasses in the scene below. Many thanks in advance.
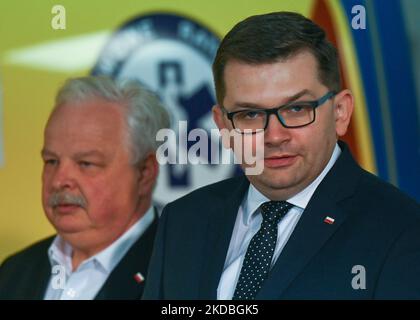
[143,12,420,300]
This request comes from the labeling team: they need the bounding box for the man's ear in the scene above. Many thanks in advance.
[137,153,159,197]
[212,104,228,130]
[333,89,354,137]
[212,104,233,149]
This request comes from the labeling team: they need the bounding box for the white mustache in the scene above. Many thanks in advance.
[48,192,87,209]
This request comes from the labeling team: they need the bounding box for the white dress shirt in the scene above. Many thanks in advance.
[44,206,155,300]
[217,143,341,299]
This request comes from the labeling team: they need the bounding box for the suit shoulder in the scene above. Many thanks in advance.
[1,236,55,271]
[358,168,420,218]
[161,176,246,221]
[0,237,54,299]
[166,176,245,207]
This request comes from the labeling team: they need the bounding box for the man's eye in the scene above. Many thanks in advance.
[79,161,93,168]
[288,105,305,113]
[242,111,263,119]
[44,159,58,166]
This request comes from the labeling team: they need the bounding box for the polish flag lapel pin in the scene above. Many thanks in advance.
[134,272,145,284]
[324,216,335,225]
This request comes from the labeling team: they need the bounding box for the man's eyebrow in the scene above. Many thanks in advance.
[73,150,106,159]
[41,149,56,158]
[285,89,316,103]
[232,102,267,110]
[231,89,317,110]
[40,149,106,159]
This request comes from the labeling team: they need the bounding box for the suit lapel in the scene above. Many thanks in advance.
[30,244,54,299]
[257,197,347,299]
[198,176,250,299]
[257,142,362,299]
[95,210,158,300]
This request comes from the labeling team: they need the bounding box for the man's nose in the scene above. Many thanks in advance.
[50,162,77,190]
[264,113,292,145]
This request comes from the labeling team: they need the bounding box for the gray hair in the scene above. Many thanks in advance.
[54,76,170,164]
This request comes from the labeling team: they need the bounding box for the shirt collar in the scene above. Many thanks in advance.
[48,206,155,274]
[244,143,341,225]
[48,236,73,276]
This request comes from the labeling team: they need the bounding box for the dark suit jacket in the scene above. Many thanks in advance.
[143,142,420,299]
[0,212,158,300]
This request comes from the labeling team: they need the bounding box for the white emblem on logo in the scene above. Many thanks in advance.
[93,14,236,206]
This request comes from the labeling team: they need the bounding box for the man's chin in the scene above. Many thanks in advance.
[254,164,298,182]
[249,170,302,191]
[47,214,88,235]
[54,223,87,235]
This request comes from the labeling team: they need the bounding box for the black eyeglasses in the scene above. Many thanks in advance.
[220,91,336,134]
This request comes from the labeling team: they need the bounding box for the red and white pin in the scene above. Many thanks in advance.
[134,272,145,284]
[323,216,335,225]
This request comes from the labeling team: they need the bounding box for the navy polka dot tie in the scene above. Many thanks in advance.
[232,201,293,300]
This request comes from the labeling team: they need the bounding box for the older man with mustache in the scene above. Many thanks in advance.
[0,76,170,299]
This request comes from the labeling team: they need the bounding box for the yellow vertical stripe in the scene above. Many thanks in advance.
[326,0,377,173]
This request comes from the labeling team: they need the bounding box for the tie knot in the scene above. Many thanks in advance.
[260,201,292,224]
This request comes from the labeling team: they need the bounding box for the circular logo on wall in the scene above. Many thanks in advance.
[92,13,235,207]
